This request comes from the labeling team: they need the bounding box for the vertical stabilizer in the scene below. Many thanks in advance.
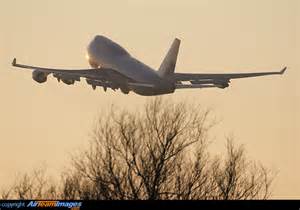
[158,38,180,77]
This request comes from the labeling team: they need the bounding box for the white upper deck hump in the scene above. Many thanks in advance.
[93,35,130,57]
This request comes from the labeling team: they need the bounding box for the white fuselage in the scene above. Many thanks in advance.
[86,35,174,95]
[87,35,161,84]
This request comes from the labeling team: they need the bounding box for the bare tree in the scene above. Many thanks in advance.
[60,98,274,200]
[1,98,274,199]
[210,138,273,200]
[1,166,58,199]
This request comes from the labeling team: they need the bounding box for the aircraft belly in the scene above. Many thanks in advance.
[110,61,175,95]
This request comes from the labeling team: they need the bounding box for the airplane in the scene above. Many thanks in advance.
[12,35,287,96]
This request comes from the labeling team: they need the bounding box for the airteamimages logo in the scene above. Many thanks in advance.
[27,201,82,209]
[0,201,81,209]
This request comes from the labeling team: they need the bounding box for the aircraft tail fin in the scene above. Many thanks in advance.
[157,38,180,77]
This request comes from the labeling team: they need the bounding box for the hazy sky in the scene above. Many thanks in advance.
[0,0,299,198]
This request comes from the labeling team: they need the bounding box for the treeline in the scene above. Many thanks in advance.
[1,98,274,200]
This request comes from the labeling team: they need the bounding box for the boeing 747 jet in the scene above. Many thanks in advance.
[12,35,286,96]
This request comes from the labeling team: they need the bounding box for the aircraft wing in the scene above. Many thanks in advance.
[12,58,154,91]
[12,58,117,79]
[174,67,287,81]
[174,67,287,89]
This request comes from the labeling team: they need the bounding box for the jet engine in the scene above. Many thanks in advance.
[32,70,47,83]
[61,78,75,85]
[53,73,79,85]
[88,59,99,68]
[120,86,130,94]
[215,81,230,89]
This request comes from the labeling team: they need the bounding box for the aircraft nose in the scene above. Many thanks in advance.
[90,35,106,53]
[87,37,98,56]
[92,36,98,44]
[94,35,105,43]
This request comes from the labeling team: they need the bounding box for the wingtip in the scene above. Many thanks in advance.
[280,67,287,74]
[12,58,17,66]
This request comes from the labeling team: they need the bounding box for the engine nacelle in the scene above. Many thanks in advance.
[53,73,79,85]
[215,82,229,89]
[88,59,99,68]
[61,79,75,85]
[32,70,47,83]
[214,79,230,89]
[120,86,130,94]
